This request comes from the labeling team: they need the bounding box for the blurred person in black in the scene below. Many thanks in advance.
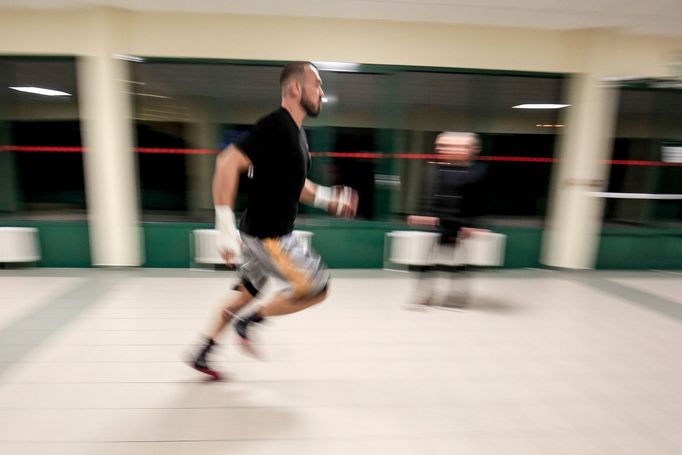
[407,131,487,308]
[189,62,358,379]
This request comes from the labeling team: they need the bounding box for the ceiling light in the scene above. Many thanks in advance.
[10,86,71,97]
[514,104,570,109]
[121,80,147,86]
[313,61,361,72]
[112,54,145,63]
[123,91,171,99]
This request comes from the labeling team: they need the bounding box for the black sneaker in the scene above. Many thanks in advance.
[234,313,263,359]
[188,340,222,380]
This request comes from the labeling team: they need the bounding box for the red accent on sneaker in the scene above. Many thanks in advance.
[191,364,223,380]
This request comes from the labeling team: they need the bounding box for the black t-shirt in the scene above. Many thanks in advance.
[235,107,311,238]
[423,161,486,243]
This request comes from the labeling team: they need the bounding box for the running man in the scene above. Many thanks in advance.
[190,62,358,379]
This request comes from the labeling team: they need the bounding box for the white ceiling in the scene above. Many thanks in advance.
[1,0,681,37]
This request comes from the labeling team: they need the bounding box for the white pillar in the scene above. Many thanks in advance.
[78,9,142,266]
[542,73,619,269]
[186,122,219,216]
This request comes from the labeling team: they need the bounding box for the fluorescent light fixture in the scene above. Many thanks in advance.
[10,86,71,97]
[321,95,337,103]
[121,80,147,86]
[123,91,171,99]
[313,61,361,72]
[112,54,145,63]
[600,75,645,82]
[513,104,570,109]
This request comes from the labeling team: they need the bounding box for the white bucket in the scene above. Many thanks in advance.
[465,231,506,266]
[0,227,41,263]
[192,229,223,265]
[387,231,440,266]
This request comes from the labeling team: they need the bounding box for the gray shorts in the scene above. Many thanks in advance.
[238,231,330,299]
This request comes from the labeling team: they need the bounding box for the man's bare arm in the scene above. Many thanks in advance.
[213,144,252,207]
[213,145,252,264]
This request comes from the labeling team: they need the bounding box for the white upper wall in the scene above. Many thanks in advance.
[1,0,681,37]
[0,7,679,77]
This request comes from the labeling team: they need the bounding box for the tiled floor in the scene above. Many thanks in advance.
[0,268,680,454]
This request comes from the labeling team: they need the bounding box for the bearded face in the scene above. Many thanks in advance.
[300,85,321,117]
[296,65,324,118]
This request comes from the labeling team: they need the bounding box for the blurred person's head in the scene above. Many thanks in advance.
[280,62,324,118]
[435,132,480,165]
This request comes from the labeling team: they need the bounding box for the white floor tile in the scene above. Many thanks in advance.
[0,269,680,454]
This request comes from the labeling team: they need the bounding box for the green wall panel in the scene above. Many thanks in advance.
[0,220,90,267]
[143,222,209,268]
[596,227,682,269]
[303,225,388,269]
[490,227,544,269]
[6,219,680,270]
[141,221,544,269]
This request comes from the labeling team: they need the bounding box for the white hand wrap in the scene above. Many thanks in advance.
[214,205,241,262]
[313,185,332,211]
[336,186,352,216]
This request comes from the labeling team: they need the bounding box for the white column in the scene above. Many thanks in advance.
[542,73,619,269]
[78,9,142,266]
[186,122,219,216]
